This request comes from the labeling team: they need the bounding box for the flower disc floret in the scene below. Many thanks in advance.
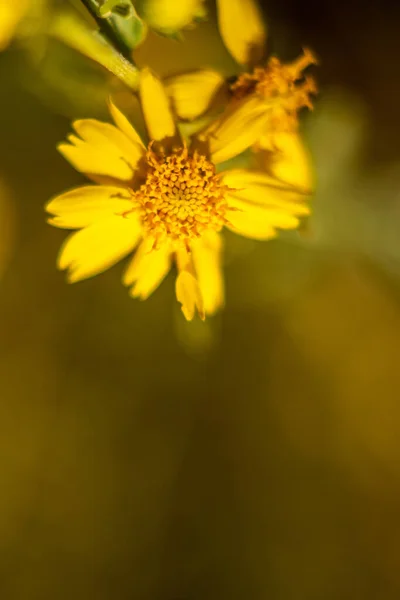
[134,143,229,246]
[230,48,318,132]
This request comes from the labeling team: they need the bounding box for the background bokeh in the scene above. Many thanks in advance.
[1,0,400,598]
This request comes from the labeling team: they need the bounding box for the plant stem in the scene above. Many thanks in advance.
[79,0,134,62]
[49,11,139,91]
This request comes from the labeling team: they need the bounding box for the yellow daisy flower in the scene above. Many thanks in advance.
[165,0,317,193]
[46,69,310,320]
[0,0,30,50]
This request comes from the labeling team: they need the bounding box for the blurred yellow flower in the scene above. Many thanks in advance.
[135,0,206,36]
[46,69,309,320]
[0,0,30,50]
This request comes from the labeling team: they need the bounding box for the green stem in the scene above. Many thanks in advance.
[49,11,139,91]
[79,0,134,62]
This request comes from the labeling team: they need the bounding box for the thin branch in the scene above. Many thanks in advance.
[79,0,134,62]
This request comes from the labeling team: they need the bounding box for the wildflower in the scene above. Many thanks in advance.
[0,0,30,50]
[46,69,309,320]
[165,0,317,192]
[135,0,206,36]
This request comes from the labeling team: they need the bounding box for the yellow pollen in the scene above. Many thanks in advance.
[133,143,229,247]
[230,48,318,132]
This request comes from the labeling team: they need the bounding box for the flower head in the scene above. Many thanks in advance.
[46,69,310,320]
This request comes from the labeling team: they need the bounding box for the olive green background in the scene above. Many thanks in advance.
[0,0,400,598]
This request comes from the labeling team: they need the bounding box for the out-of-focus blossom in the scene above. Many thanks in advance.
[0,0,49,51]
[0,0,30,50]
[135,0,206,36]
[46,70,310,320]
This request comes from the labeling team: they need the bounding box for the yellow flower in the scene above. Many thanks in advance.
[46,69,310,320]
[0,0,30,50]
[165,0,317,192]
[135,0,206,36]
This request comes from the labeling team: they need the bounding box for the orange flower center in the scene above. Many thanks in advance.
[230,48,318,132]
[134,143,229,247]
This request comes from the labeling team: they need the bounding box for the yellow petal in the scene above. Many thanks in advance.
[223,167,309,239]
[58,215,141,283]
[73,119,143,165]
[165,70,225,121]
[46,185,133,229]
[175,248,205,321]
[139,68,176,142]
[108,98,145,148]
[137,0,205,33]
[204,96,269,164]
[58,119,145,181]
[221,169,311,214]
[216,0,267,65]
[191,231,224,315]
[175,271,205,321]
[225,200,277,239]
[256,131,315,192]
[123,238,172,300]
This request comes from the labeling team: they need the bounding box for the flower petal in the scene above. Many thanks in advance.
[223,168,310,239]
[165,70,225,121]
[123,238,172,300]
[46,185,134,229]
[216,0,267,65]
[58,215,141,283]
[191,231,224,315]
[204,96,269,164]
[58,119,145,181]
[221,169,311,214]
[225,200,278,240]
[108,98,145,148]
[175,271,205,321]
[137,0,205,34]
[175,248,205,321]
[256,132,315,192]
[139,68,176,142]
